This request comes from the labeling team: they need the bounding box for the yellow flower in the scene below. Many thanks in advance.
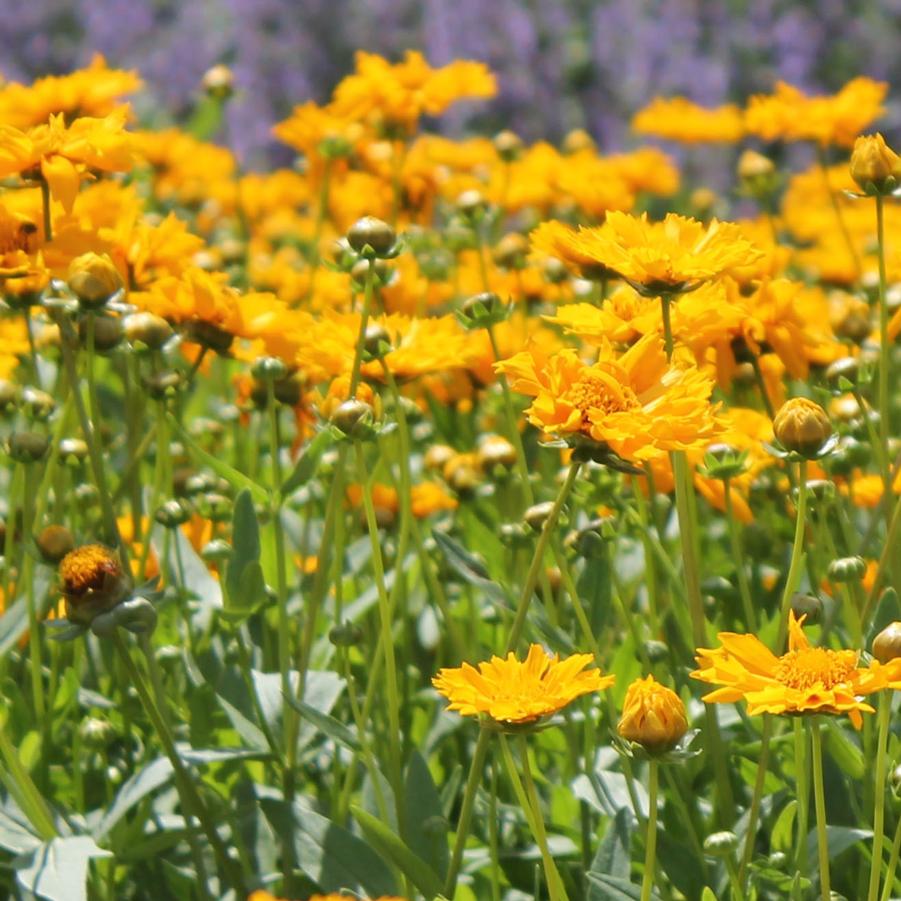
[617,675,688,751]
[272,100,365,161]
[495,334,723,462]
[332,50,496,132]
[632,97,744,143]
[0,110,134,212]
[0,54,141,129]
[692,612,901,728]
[433,643,612,725]
[59,544,130,626]
[549,211,763,294]
[850,133,901,193]
[745,77,886,147]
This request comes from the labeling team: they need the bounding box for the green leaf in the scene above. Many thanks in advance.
[0,808,41,855]
[579,554,612,636]
[352,804,444,899]
[97,756,173,838]
[168,414,267,504]
[261,797,397,897]
[823,718,865,779]
[590,807,632,891]
[433,531,507,602]
[403,751,449,881]
[226,489,261,604]
[282,429,331,495]
[290,698,361,752]
[16,836,112,901]
[586,873,646,900]
[805,825,871,865]
[172,529,223,632]
[771,800,797,853]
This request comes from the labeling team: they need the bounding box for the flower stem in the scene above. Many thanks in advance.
[876,192,893,510]
[349,262,376,395]
[111,630,244,895]
[880,810,901,901]
[778,459,808,648]
[39,177,52,242]
[810,718,831,901]
[444,727,491,898]
[723,478,756,631]
[640,759,660,901]
[506,462,580,651]
[739,714,772,883]
[794,717,810,877]
[869,694,892,901]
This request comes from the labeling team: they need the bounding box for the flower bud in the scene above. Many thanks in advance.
[790,593,823,625]
[36,525,75,564]
[201,64,234,100]
[492,233,529,270]
[363,323,392,359]
[183,319,234,355]
[828,555,867,584]
[644,640,669,664]
[455,189,485,218]
[329,620,364,647]
[458,291,508,330]
[59,544,131,626]
[524,501,556,532]
[700,442,749,480]
[21,387,55,421]
[617,674,688,752]
[562,129,595,154]
[79,716,115,750]
[67,253,123,308]
[443,453,481,494]
[831,297,872,344]
[737,149,775,181]
[347,216,396,257]
[79,314,122,352]
[704,831,739,858]
[155,499,192,528]
[424,444,456,473]
[330,398,375,440]
[0,380,20,414]
[825,356,860,388]
[7,431,49,462]
[123,312,174,350]
[493,129,523,162]
[873,622,901,664]
[476,434,517,472]
[143,371,184,401]
[690,187,718,217]
[773,397,833,458]
[850,133,901,195]
[250,355,289,382]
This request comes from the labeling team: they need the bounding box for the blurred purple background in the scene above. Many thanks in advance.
[2,0,900,168]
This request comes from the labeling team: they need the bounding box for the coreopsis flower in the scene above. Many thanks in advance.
[850,133,901,194]
[433,643,613,726]
[272,100,365,163]
[0,110,134,212]
[745,77,887,147]
[332,50,496,133]
[0,54,141,129]
[692,612,901,728]
[495,333,723,462]
[539,211,763,295]
[618,675,689,751]
[631,97,744,143]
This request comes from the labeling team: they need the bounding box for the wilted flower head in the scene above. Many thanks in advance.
[59,544,130,626]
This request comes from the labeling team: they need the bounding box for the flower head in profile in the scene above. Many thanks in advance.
[618,675,688,752]
[59,544,130,626]
[692,612,901,728]
[745,78,887,148]
[632,97,744,144]
[433,644,613,726]
[548,211,762,295]
[495,333,723,462]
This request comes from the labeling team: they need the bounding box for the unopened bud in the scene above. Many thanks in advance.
[872,621,901,664]
[347,216,396,257]
[67,253,122,308]
[773,397,833,458]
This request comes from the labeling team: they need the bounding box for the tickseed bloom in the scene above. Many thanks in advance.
[538,211,763,295]
[0,110,134,212]
[745,77,887,147]
[433,643,613,726]
[692,612,901,728]
[631,96,744,143]
[495,333,723,461]
[618,675,689,752]
[59,544,130,626]
[332,50,496,133]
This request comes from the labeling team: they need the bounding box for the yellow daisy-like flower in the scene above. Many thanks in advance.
[495,333,723,462]
[332,50,496,132]
[632,96,744,144]
[692,612,901,728]
[433,643,612,725]
[745,77,887,148]
[537,211,762,294]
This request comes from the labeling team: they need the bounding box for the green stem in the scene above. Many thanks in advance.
[349,256,376,395]
[353,441,404,823]
[880,810,901,901]
[778,459,809,648]
[40,177,52,242]
[810,718,831,901]
[21,463,44,722]
[0,709,56,839]
[444,727,491,898]
[640,760,660,901]
[868,694,892,901]
[506,462,580,651]
[111,631,244,895]
[723,478,756,631]
[739,715,773,883]
[876,192,892,509]
[794,718,810,877]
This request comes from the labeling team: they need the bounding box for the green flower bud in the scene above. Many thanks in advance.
[827,556,867,584]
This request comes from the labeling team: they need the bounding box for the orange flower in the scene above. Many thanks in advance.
[632,97,744,143]
[495,334,722,462]
[692,612,901,728]
[433,643,613,725]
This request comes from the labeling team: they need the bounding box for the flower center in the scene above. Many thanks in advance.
[59,545,121,595]
[567,370,640,428]
[774,647,857,691]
